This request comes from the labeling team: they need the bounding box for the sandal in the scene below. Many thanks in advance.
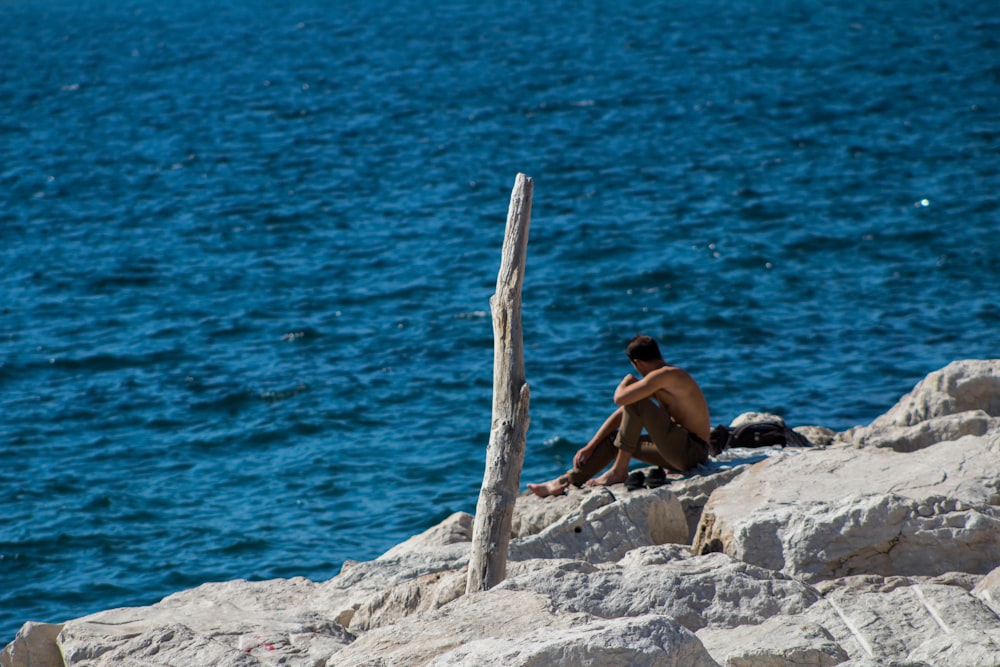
[625,470,646,491]
[645,467,669,488]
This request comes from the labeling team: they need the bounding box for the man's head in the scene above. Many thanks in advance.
[625,335,663,364]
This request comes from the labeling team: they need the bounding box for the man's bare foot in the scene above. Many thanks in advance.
[585,469,629,487]
[527,478,569,498]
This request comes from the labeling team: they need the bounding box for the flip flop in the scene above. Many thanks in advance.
[645,467,669,488]
[625,470,646,491]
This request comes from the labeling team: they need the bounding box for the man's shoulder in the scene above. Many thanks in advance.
[658,364,689,377]
[651,364,691,383]
[657,365,705,393]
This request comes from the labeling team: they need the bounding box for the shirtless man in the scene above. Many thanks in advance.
[527,335,711,497]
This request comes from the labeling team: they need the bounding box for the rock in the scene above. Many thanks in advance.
[514,467,752,546]
[509,484,689,563]
[696,617,849,667]
[325,512,478,630]
[377,512,473,558]
[329,589,574,666]
[855,409,997,452]
[338,488,698,633]
[511,485,616,539]
[347,553,609,635]
[331,589,718,667]
[670,465,749,539]
[794,424,837,447]
[0,622,64,667]
[972,565,1000,617]
[804,575,1000,666]
[730,412,786,428]
[905,629,1000,666]
[693,434,1000,581]
[426,614,718,667]
[853,359,1000,451]
[54,578,353,667]
[497,551,822,632]
[317,540,471,627]
[869,359,1000,427]
[62,624,258,667]
[347,489,695,632]
[347,568,468,633]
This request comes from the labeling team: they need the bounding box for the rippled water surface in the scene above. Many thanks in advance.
[1,0,998,642]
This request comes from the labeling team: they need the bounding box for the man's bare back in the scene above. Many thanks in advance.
[648,366,710,444]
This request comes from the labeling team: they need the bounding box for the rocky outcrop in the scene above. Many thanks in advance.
[0,622,63,667]
[3,359,999,667]
[692,436,1000,580]
[848,359,1000,451]
[333,589,718,667]
[692,361,1000,584]
[55,578,353,667]
[509,484,689,562]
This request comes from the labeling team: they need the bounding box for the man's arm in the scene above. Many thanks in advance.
[613,366,678,406]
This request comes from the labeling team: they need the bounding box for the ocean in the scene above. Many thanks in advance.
[1,0,998,643]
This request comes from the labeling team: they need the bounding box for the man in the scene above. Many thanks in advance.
[527,335,711,497]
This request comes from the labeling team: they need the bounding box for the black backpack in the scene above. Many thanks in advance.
[709,421,808,456]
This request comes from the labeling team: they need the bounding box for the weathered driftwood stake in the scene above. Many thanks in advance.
[466,173,533,594]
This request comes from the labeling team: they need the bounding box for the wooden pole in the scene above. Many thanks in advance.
[466,173,533,594]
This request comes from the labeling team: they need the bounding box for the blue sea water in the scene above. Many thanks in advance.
[1,0,998,643]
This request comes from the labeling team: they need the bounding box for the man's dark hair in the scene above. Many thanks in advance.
[626,335,662,362]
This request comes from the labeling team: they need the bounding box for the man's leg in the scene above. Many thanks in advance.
[630,437,676,470]
[586,443,632,486]
[617,398,707,472]
[563,433,618,485]
[527,434,618,497]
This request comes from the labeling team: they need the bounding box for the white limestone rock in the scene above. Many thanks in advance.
[805,575,1000,666]
[55,578,352,667]
[347,568,468,633]
[870,359,1000,427]
[317,539,471,627]
[851,359,1000,451]
[497,551,822,632]
[905,629,1000,666]
[696,617,848,667]
[671,464,750,539]
[693,433,1000,581]
[509,484,689,563]
[730,412,786,428]
[615,543,695,566]
[64,624,258,667]
[855,409,997,452]
[377,511,473,558]
[516,464,754,547]
[511,486,611,539]
[328,589,576,666]
[330,589,718,667]
[346,554,602,634]
[0,622,64,667]
[625,566,1000,667]
[972,565,1000,617]
[324,511,477,629]
[346,490,695,632]
[427,614,718,667]
[794,424,837,447]
[346,489,696,633]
